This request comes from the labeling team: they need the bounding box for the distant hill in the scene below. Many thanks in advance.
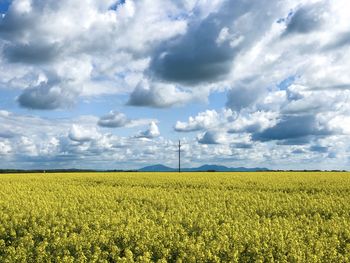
[138,164,269,172]
[138,164,175,172]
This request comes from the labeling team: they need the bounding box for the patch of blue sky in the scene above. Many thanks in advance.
[0,0,10,14]
[108,0,126,11]
[0,88,20,112]
[277,75,296,90]
[207,90,226,109]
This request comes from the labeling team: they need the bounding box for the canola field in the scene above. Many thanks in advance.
[1,172,350,262]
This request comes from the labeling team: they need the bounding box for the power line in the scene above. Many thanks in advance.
[178,140,181,173]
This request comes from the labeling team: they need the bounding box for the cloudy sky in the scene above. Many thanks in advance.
[0,0,350,170]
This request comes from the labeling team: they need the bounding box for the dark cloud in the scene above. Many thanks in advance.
[292,149,306,154]
[150,1,274,84]
[174,125,202,133]
[228,122,262,134]
[233,142,253,149]
[277,137,311,146]
[68,134,92,143]
[323,31,350,51]
[310,145,328,153]
[0,130,16,138]
[3,42,60,64]
[17,80,77,110]
[226,85,264,111]
[284,3,324,35]
[281,99,324,114]
[0,5,35,40]
[252,115,330,143]
[150,20,236,84]
[127,84,164,108]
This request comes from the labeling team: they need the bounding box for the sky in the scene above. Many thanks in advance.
[0,0,350,170]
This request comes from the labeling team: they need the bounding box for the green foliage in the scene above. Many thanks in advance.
[1,172,350,262]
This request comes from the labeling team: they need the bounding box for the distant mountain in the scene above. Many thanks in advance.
[138,164,175,172]
[138,164,269,172]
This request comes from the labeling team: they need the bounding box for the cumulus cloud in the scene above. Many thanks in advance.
[127,80,206,108]
[175,108,278,136]
[17,79,77,110]
[98,110,155,128]
[98,111,129,128]
[174,110,222,132]
[68,124,100,143]
[228,111,278,134]
[174,108,276,148]
[325,31,350,50]
[197,131,227,145]
[135,121,160,139]
[174,108,279,147]
[233,142,253,149]
[309,145,328,153]
[0,128,16,138]
[0,140,11,155]
[149,0,287,85]
[226,84,267,112]
[149,21,235,84]
[252,115,331,143]
[283,2,327,36]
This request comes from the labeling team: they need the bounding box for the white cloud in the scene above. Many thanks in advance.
[128,79,207,108]
[68,125,101,143]
[98,111,129,128]
[0,140,11,155]
[175,108,278,135]
[228,111,278,134]
[175,110,222,132]
[216,27,244,48]
[98,110,156,128]
[135,121,160,139]
[197,131,228,145]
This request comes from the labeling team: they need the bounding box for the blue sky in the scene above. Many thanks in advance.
[0,0,350,170]
[0,1,10,13]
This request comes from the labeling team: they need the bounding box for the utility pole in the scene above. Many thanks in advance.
[178,140,181,173]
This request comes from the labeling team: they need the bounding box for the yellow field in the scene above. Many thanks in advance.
[1,172,350,262]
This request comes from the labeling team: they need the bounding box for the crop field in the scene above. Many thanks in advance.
[1,172,350,262]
